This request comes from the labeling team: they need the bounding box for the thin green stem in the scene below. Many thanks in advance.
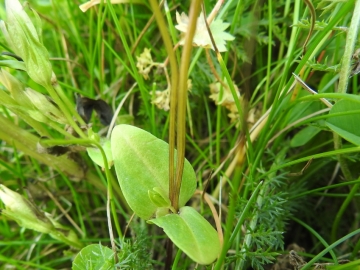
[263,0,273,111]
[337,0,360,94]
[215,100,222,166]
[175,0,202,211]
[148,0,179,208]
[331,182,360,243]
[261,146,360,179]
[331,0,360,240]
[217,54,243,126]
[214,180,263,269]
[290,178,360,200]
[172,249,182,270]
[46,82,86,138]
[292,217,337,263]
[301,228,360,270]
[60,173,87,238]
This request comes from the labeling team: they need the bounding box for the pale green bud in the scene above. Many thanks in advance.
[0,69,48,122]
[0,185,83,249]
[0,68,32,107]
[24,87,67,124]
[0,69,62,123]
[0,185,54,234]
[1,0,52,87]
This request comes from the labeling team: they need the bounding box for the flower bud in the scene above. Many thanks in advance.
[0,185,84,249]
[0,69,56,124]
[24,88,67,124]
[1,0,53,87]
[0,69,32,107]
[0,185,54,234]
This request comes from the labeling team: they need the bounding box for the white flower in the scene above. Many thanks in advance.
[137,48,155,80]
[175,11,235,52]
[152,88,170,111]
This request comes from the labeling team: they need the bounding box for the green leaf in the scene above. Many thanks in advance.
[148,206,221,265]
[3,0,52,87]
[0,59,27,71]
[72,244,115,270]
[290,126,321,147]
[111,124,196,220]
[148,187,171,208]
[326,100,360,145]
[286,99,322,125]
[87,138,113,169]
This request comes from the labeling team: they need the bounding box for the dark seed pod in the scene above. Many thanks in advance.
[76,95,113,125]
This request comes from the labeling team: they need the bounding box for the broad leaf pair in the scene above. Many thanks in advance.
[87,124,221,265]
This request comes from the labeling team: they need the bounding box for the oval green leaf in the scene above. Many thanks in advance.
[111,124,197,220]
[148,206,221,265]
[326,100,360,146]
[87,138,113,169]
[72,244,115,270]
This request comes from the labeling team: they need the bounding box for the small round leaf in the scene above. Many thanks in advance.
[72,244,115,270]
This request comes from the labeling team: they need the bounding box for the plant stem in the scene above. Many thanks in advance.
[214,180,263,269]
[331,181,360,243]
[263,0,273,110]
[301,228,360,270]
[292,217,338,262]
[148,0,179,208]
[174,0,202,210]
[45,79,86,138]
[331,0,360,241]
[337,0,360,94]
